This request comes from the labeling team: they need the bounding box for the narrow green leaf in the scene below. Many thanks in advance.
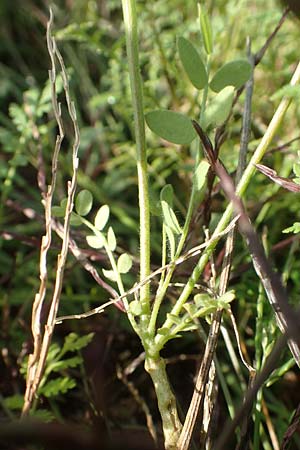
[179,322,198,332]
[293,163,300,177]
[165,224,176,260]
[266,358,295,387]
[117,253,132,274]
[209,60,252,93]
[102,269,118,282]
[160,184,174,206]
[145,110,197,145]
[202,86,234,129]
[193,305,217,318]
[160,185,182,235]
[166,313,182,325]
[193,160,210,191]
[198,4,213,55]
[161,202,182,235]
[75,189,93,216]
[107,226,117,251]
[86,234,105,249]
[94,204,110,231]
[177,36,208,90]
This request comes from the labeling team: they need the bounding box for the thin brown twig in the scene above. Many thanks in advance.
[116,364,158,445]
[262,398,280,450]
[254,7,290,66]
[22,8,80,415]
[280,401,300,449]
[22,8,65,416]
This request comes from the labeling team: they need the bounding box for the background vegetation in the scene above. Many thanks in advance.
[1,0,300,449]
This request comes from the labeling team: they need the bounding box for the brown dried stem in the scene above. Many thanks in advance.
[22,8,80,415]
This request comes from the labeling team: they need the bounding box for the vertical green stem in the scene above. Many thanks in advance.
[121,3,183,445]
[145,356,182,450]
[121,0,151,320]
[148,167,201,336]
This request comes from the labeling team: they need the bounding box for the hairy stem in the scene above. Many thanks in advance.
[121,0,151,323]
[145,356,182,450]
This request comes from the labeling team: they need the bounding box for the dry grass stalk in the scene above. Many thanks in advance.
[22,8,80,415]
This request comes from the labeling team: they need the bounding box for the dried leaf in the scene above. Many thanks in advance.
[255,163,300,192]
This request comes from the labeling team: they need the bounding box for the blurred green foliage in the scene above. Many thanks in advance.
[1,0,300,447]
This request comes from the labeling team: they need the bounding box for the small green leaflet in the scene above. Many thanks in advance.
[94,204,110,230]
[283,222,300,234]
[145,110,197,145]
[61,332,94,353]
[117,253,132,274]
[201,86,234,129]
[86,233,105,249]
[75,189,93,216]
[39,377,76,398]
[129,300,142,316]
[102,269,118,282]
[47,356,82,373]
[70,212,82,226]
[209,60,252,93]
[193,160,210,191]
[52,198,68,218]
[160,185,182,235]
[107,226,117,251]
[177,36,208,90]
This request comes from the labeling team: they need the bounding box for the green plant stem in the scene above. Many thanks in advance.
[148,152,208,335]
[148,184,199,335]
[144,356,182,450]
[200,55,211,127]
[121,0,151,323]
[121,3,183,447]
[148,54,212,335]
[154,60,300,351]
[80,217,139,334]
